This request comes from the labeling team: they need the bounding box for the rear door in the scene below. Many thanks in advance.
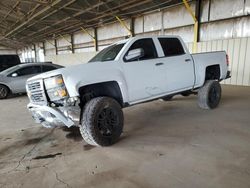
[9,65,42,93]
[157,37,195,92]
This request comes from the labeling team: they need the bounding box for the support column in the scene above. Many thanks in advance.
[71,34,75,53]
[43,42,46,56]
[130,17,135,37]
[33,44,37,62]
[81,27,98,52]
[94,28,98,52]
[115,16,133,37]
[195,0,202,42]
[59,34,73,53]
[161,11,164,35]
[55,39,58,55]
[183,0,198,53]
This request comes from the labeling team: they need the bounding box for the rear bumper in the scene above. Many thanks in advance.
[27,103,78,128]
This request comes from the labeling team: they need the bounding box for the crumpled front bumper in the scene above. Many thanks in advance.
[27,103,79,128]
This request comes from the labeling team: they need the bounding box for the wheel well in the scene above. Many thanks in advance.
[205,65,220,80]
[0,84,10,92]
[78,81,123,107]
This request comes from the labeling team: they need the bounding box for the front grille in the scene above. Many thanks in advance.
[28,82,41,91]
[30,91,46,103]
[27,80,47,104]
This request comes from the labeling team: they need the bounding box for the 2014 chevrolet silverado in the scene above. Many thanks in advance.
[26,36,230,146]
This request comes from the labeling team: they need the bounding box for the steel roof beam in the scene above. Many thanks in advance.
[4,0,63,37]
[10,0,78,37]
[23,0,144,42]
[23,0,115,39]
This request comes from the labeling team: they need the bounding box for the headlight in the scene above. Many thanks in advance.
[44,75,68,101]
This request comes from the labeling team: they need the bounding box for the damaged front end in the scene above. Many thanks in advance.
[26,77,80,128]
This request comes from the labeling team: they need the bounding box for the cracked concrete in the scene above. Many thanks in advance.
[0,85,250,188]
[5,129,55,174]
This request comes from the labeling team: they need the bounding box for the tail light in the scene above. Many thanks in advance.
[226,54,229,66]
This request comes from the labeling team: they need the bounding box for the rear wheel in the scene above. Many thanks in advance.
[0,85,9,99]
[162,95,173,101]
[198,80,221,109]
[79,97,124,146]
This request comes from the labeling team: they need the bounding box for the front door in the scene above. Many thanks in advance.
[122,38,167,103]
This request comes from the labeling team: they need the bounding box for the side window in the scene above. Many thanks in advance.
[17,66,41,76]
[158,38,185,57]
[42,65,57,72]
[125,38,157,62]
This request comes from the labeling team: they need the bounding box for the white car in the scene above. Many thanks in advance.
[26,36,230,146]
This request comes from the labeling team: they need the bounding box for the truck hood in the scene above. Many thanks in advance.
[28,61,118,82]
[29,62,92,81]
[27,61,123,97]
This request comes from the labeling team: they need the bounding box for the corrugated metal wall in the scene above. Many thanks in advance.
[19,0,250,86]
[0,46,16,55]
[187,37,250,86]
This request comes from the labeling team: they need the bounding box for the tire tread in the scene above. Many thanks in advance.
[79,97,123,146]
[198,80,221,109]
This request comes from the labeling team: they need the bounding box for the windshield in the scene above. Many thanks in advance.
[89,43,125,62]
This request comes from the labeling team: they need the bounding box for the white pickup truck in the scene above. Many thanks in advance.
[26,36,230,146]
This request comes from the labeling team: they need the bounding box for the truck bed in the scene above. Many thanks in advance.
[191,51,228,88]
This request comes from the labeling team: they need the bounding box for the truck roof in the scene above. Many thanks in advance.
[114,35,181,45]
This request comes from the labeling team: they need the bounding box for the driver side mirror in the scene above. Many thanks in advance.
[11,73,18,77]
[125,48,144,61]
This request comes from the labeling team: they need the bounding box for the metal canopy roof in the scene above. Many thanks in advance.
[0,0,184,49]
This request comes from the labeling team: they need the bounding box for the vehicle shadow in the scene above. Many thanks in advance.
[6,93,27,99]
[61,126,83,142]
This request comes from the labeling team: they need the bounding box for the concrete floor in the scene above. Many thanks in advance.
[0,85,250,188]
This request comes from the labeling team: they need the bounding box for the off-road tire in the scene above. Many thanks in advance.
[0,85,9,99]
[198,80,221,109]
[79,97,124,146]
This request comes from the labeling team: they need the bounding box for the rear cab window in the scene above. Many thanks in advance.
[158,38,185,57]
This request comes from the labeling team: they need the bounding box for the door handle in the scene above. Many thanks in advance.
[185,59,191,62]
[155,62,164,66]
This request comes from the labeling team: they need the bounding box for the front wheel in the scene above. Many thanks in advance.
[0,85,9,99]
[79,97,124,146]
[198,80,221,109]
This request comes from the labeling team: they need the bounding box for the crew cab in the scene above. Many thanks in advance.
[26,36,230,146]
